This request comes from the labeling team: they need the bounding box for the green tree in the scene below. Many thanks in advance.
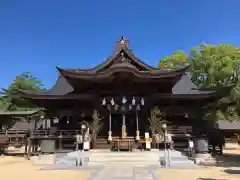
[157,51,188,69]
[157,43,240,121]
[189,43,240,88]
[189,44,240,121]
[0,72,45,111]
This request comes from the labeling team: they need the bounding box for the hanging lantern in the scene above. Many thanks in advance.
[141,98,144,106]
[122,96,127,104]
[102,98,106,106]
[132,97,136,105]
[111,98,115,106]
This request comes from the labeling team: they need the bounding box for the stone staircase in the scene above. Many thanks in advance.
[31,149,199,169]
[58,149,198,168]
[87,150,160,166]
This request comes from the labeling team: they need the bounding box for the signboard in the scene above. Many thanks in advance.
[83,141,90,150]
[145,132,151,149]
[76,134,83,143]
[145,132,149,138]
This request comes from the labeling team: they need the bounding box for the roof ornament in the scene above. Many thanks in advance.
[120,36,125,44]
[114,36,130,54]
[120,52,126,61]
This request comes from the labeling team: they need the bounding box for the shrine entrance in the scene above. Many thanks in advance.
[110,112,137,137]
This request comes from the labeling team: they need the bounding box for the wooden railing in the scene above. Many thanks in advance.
[0,130,27,146]
[31,129,82,138]
[167,126,193,134]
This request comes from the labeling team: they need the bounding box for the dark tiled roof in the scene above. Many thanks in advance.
[19,75,73,96]
[172,73,214,94]
[0,110,38,116]
[43,75,73,95]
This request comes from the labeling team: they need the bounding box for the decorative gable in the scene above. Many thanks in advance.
[96,36,154,73]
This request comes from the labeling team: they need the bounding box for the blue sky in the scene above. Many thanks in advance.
[0,0,240,89]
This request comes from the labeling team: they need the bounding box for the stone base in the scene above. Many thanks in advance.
[189,153,217,166]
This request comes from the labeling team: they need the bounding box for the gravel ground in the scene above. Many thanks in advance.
[1,143,240,180]
[0,156,90,180]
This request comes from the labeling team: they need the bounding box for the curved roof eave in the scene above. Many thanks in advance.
[19,93,95,100]
[56,47,156,74]
[18,75,74,97]
[57,63,190,80]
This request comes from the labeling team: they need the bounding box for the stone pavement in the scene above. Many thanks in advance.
[90,166,158,180]
[39,150,200,179]
[41,164,158,180]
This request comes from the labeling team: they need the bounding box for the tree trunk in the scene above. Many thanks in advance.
[91,135,96,149]
[151,131,156,148]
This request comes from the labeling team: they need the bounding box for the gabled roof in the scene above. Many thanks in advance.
[18,37,217,103]
[59,36,156,73]
[56,37,189,82]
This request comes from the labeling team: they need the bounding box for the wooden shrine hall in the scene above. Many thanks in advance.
[19,37,219,152]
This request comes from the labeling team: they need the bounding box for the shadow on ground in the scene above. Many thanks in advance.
[222,169,240,175]
[214,153,240,168]
[197,178,227,180]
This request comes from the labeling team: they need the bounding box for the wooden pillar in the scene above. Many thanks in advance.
[122,113,127,138]
[135,110,140,140]
[108,111,112,141]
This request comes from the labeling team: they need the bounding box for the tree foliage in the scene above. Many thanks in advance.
[89,109,103,137]
[89,110,103,148]
[157,51,188,69]
[148,107,167,135]
[0,72,45,111]
[158,43,240,121]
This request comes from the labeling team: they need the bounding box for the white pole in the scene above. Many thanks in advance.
[108,112,112,141]
[136,111,140,140]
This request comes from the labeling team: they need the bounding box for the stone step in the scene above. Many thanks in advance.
[31,154,56,165]
[88,162,159,166]
[34,150,195,167]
